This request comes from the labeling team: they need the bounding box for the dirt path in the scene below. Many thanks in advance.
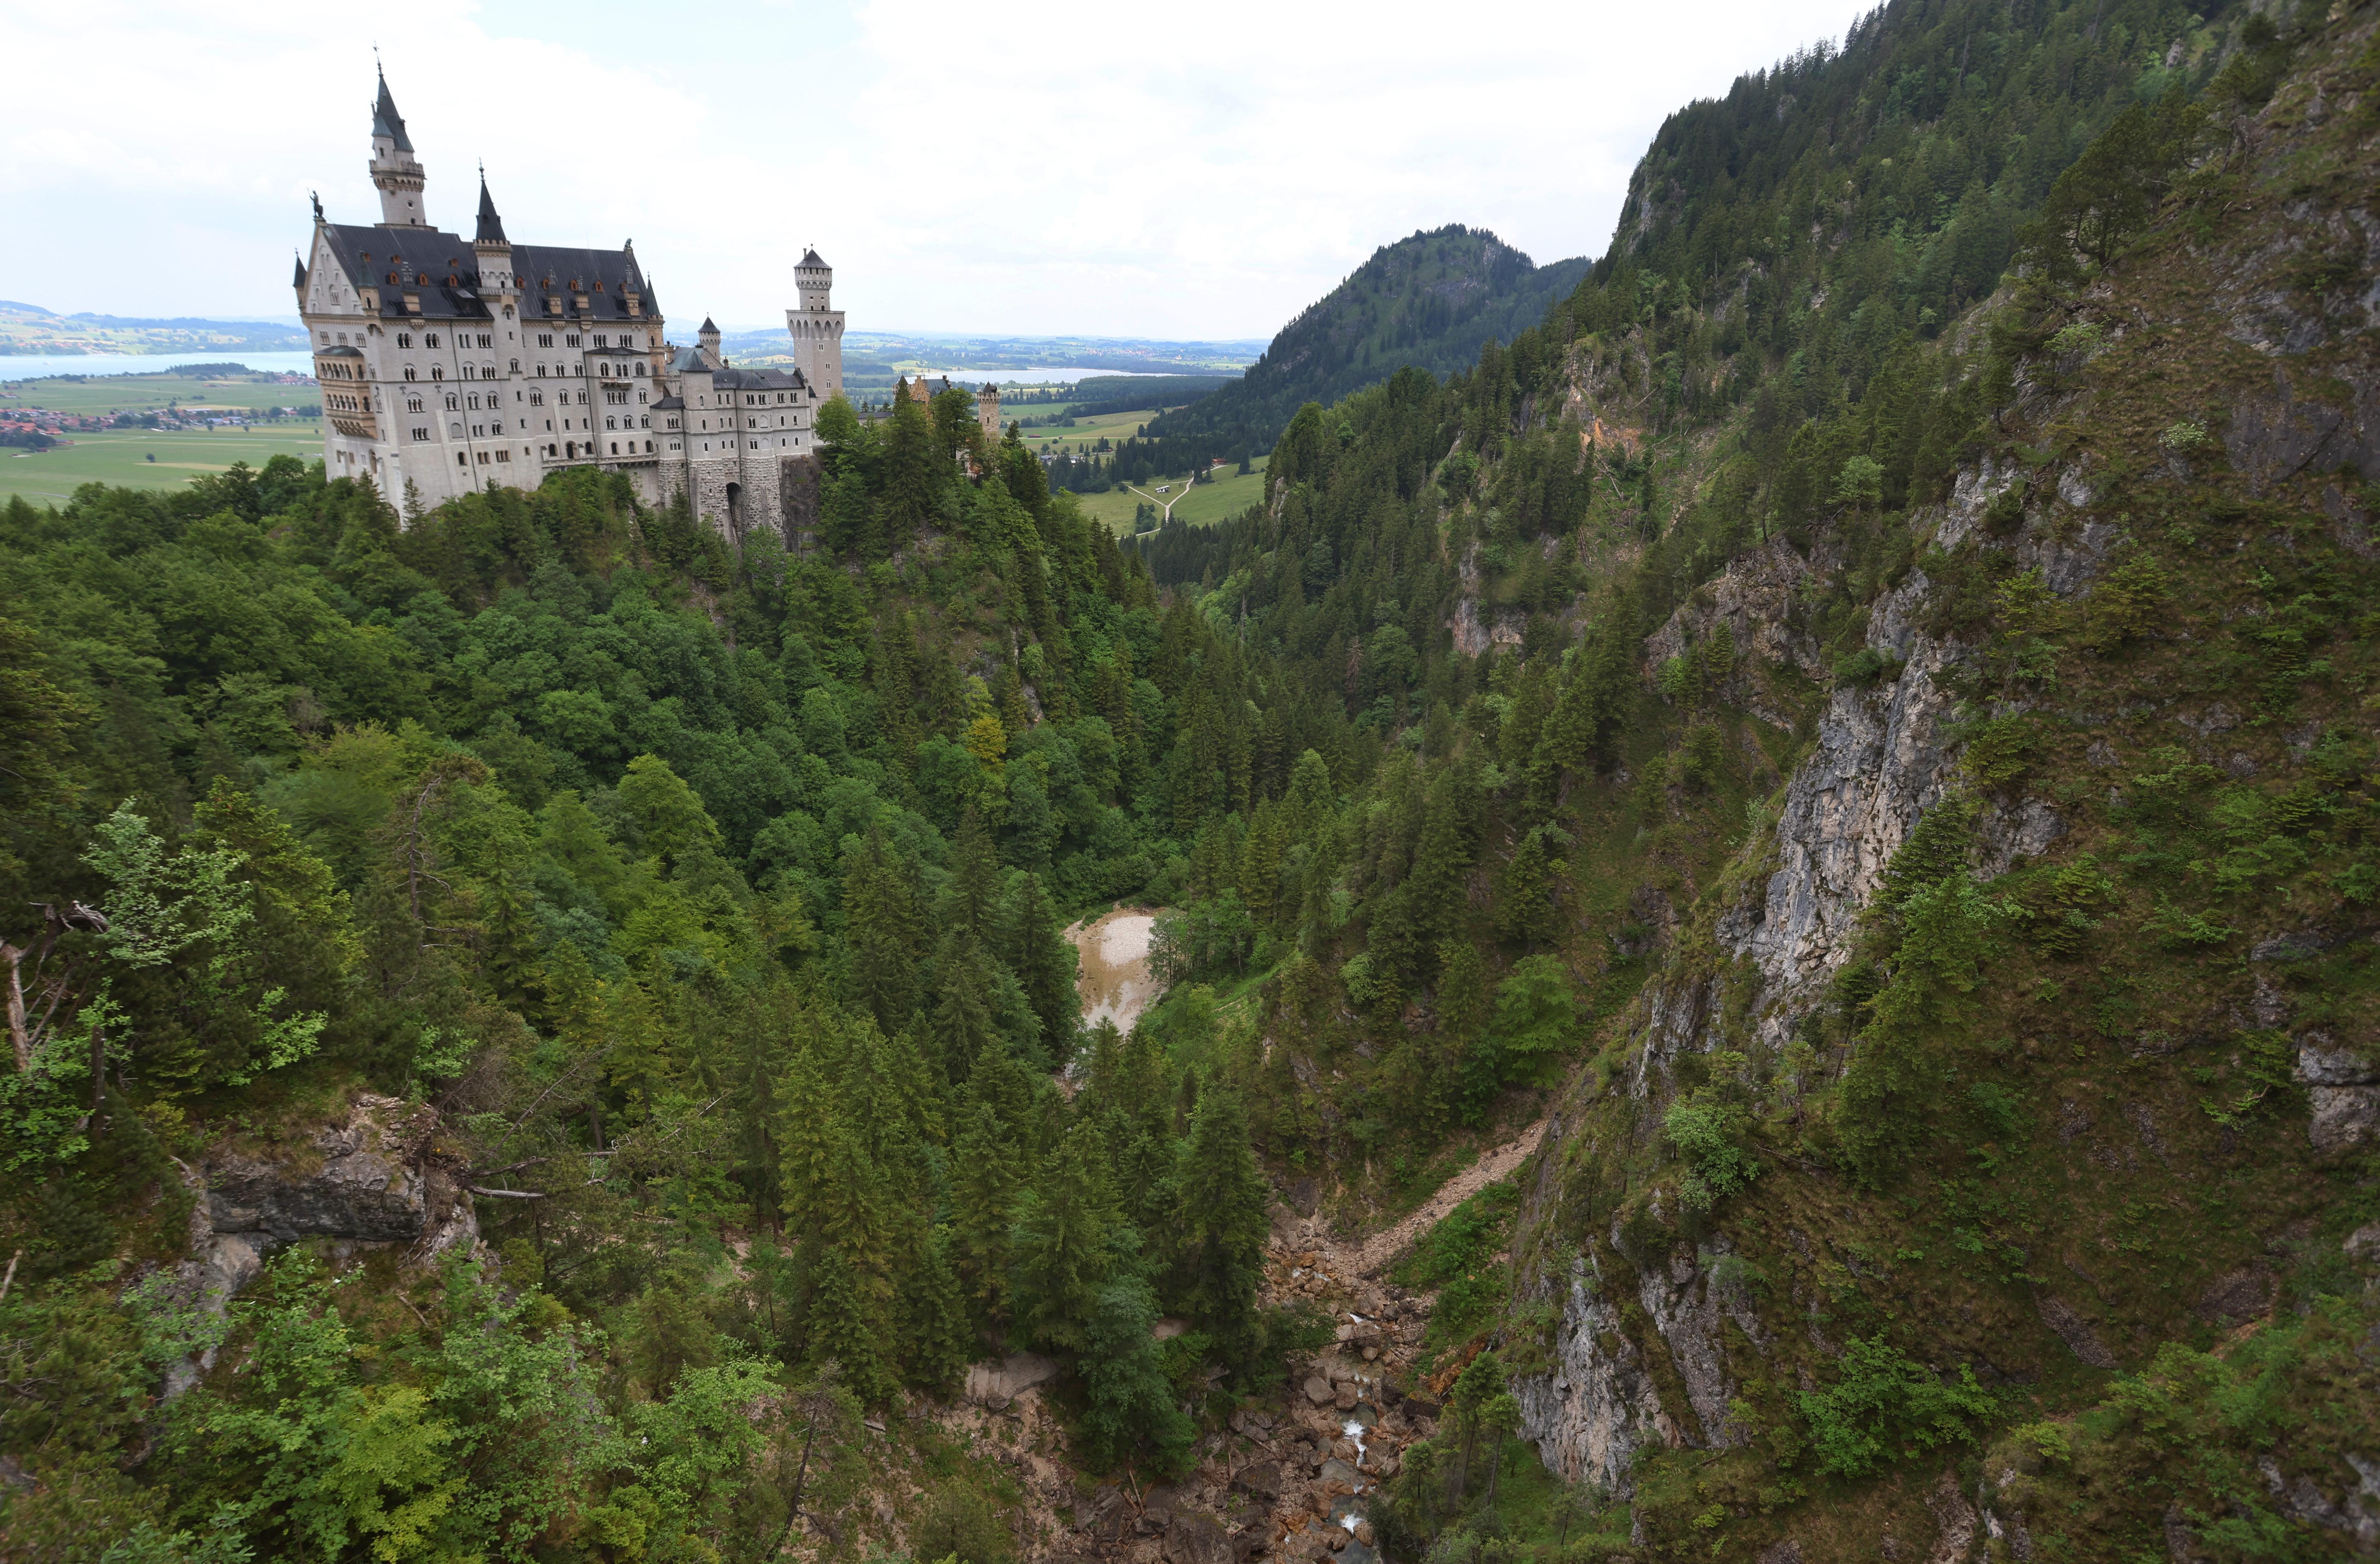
[1352,1117,1549,1277]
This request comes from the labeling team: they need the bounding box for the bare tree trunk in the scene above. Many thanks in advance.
[3,940,30,1072]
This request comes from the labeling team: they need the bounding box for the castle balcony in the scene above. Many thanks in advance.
[330,413,380,441]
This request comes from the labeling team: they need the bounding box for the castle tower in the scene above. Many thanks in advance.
[368,67,427,228]
[471,169,516,301]
[786,248,845,402]
[977,383,1002,443]
[698,316,723,367]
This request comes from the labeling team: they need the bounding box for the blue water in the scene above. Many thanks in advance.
[0,351,320,381]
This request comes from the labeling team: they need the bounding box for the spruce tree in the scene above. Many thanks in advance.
[1170,1092,1269,1370]
[950,1102,1024,1325]
[898,1228,973,1394]
[1077,1274,1195,1475]
[1009,1121,1115,1353]
[842,824,920,1037]
[1006,872,1078,1065]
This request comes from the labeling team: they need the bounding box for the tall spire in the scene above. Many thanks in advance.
[368,62,427,227]
[371,65,413,153]
[474,165,508,245]
[292,252,307,290]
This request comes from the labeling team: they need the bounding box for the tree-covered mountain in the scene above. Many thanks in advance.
[1139,226,1589,470]
[6,0,2379,1560]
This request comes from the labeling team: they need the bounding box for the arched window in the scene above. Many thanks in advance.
[430,366,443,381]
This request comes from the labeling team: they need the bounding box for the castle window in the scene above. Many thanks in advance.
[537,334,553,348]
[412,428,428,441]
[425,333,440,348]
[593,335,607,347]
[635,362,647,376]
[445,395,459,411]
[530,391,543,406]
[478,334,493,348]
[407,396,423,413]
[509,359,519,372]
[397,333,411,349]
[462,365,474,380]
[537,365,547,377]
[566,334,581,347]
[430,366,443,381]
[637,389,647,404]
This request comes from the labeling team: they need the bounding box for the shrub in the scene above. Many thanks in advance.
[1833,647,1902,688]
[1663,1097,1761,1210]
[1796,1336,1998,1477]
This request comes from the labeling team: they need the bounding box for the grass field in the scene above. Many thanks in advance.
[0,371,318,418]
[1074,455,1269,534]
[0,426,326,505]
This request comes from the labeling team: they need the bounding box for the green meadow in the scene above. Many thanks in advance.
[0,425,325,504]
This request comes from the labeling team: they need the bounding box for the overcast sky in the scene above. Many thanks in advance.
[2,0,1860,341]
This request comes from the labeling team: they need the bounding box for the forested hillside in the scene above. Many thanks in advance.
[6,0,2380,1560]
[1139,228,1589,478]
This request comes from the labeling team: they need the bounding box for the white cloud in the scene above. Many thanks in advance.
[0,0,1859,340]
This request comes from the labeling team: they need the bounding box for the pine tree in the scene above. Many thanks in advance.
[946,802,1002,941]
[950,1102,1024,1325]
[930,935,1001,1087]
[1006,872,1078,1068]
[1170,1093,1269,1370]
[898,1228,972,1394]
[1010,1121,1115,1353]
[842,825,921,1037]
[1077,1274,1194,1475]
[1497,828,1558,949]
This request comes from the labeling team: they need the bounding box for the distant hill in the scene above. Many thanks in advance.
[1144,225,1589,461]
[0,300,308,357]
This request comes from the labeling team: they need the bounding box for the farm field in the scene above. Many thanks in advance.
[1074,454,1268,534]
[0,425,325,504]
[0,371,319,418]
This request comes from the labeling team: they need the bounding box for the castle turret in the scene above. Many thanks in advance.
[369,67,427,227]
[977,383,1002,443]
[472,169,516,300]
[785,247,845,402]
[699,316,722,366]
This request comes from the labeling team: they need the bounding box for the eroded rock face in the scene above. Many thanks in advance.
[1511,1253,1673,1493]
[1735,573,1961,1021]
[158,1095,477,1398]
[204,1097,437,1244]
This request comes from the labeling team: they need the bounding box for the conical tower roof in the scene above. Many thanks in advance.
[474,169,508,244]
[292,252,307,288]
[371,67,413,153]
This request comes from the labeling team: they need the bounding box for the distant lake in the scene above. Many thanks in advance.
[0,351,320,382]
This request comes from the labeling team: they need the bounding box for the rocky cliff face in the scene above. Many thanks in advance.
[157,1095,477,1397]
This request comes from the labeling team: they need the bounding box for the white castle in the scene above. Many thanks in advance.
[294,69,845,540]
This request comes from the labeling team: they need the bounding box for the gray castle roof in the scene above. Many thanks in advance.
[316,224,656,323]
[714,365,811,393]
[292,253,307,288]
[474,175,508,246]
[798,248,827,269]
[371,70,413,152]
